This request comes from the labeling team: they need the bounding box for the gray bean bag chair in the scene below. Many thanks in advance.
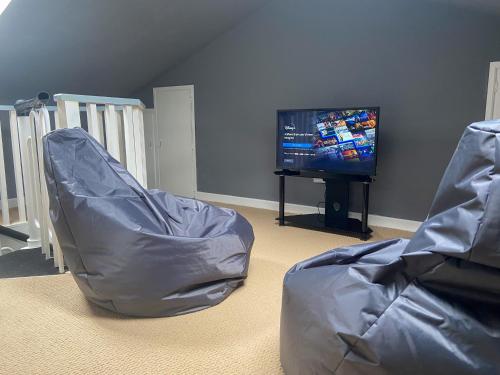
[43,127,254,317]
[280,120,500,374]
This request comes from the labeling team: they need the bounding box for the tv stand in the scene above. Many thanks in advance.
[274,170,373,240]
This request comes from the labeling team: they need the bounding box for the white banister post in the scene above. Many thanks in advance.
[17,115,40,247]
[122,105,137,178]
[9,111,26,222]
[28,113,41,222]
[54,110,61,129]
[42,110,65,272]
[104,104,122,161]
[57,100,81,128]
[132,107,147,187]
[41,108,65,272]
[116,110,126,163]
[32,111,50,259]
[97,110,105,142]
[86,103,104,144]
[486,62,500,120]
[0,120,10,225]
[49,218,65,273]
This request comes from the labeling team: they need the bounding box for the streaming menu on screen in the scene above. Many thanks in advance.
[277,108,378,175]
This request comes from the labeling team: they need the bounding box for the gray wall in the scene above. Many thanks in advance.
[0,112,16,199]
[135,0,500,221]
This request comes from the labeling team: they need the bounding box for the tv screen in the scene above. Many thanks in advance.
[276,107,379,176]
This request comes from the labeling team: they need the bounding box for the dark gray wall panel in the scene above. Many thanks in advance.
[0,112,16,199]
[134,0,500,221]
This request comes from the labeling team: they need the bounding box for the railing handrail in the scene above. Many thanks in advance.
[54,93,145,109]
[0,105,141,113]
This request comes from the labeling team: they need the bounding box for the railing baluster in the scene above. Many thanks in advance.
[33,110,51,259]
[122,105,137,178]
[133,107,148,187]
[57,100,81,128]
[104,104,122,161]
[9,111,26,222]
[18,115,40,247]
[49,219,64,273]
[0,119,10,225]
[86,103,104,144]
[54,110,61,129]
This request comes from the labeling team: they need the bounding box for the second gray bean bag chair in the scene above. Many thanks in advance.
[43,127,254,317]
[281,120,500,374]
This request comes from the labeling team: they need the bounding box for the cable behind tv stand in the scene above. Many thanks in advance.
[274,170,373,240]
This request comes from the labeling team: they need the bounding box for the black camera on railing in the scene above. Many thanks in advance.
[14,92,50,116]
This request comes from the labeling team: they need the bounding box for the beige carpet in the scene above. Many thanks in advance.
[0,204,412,375]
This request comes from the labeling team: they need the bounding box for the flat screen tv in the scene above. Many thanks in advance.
[276,107,380,176]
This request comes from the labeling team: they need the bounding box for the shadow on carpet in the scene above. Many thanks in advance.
[0,248,61,279]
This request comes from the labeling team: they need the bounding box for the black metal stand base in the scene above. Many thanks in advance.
[275,170,373,241]
[281,214,372,240]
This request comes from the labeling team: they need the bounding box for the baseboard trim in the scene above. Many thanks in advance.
[196,191,422,232]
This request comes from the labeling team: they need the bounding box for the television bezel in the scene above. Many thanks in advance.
[276,106,380,177]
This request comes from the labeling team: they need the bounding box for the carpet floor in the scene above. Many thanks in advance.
[0,204,412,375]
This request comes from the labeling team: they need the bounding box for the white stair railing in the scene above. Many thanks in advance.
[53,94,148,187]
[0,94,148,272]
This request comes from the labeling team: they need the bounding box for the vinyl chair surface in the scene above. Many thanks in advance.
[43,128,254,317]
[280,120,500,374]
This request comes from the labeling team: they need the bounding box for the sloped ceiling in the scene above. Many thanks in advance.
[430,0,500,14]
[0,0,270,103]
[0,0,497,105]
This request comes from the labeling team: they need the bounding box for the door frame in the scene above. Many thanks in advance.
[486,62,500,120]
[153,85,197,197]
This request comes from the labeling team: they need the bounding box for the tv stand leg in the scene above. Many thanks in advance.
[279,175,285,226]
[361,182,370,234]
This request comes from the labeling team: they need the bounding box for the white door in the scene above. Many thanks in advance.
[142,108,158,188]
[486,62,500,120]
[153,85,197,198]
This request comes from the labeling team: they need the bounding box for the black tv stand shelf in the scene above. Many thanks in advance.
[274,170,373,240]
